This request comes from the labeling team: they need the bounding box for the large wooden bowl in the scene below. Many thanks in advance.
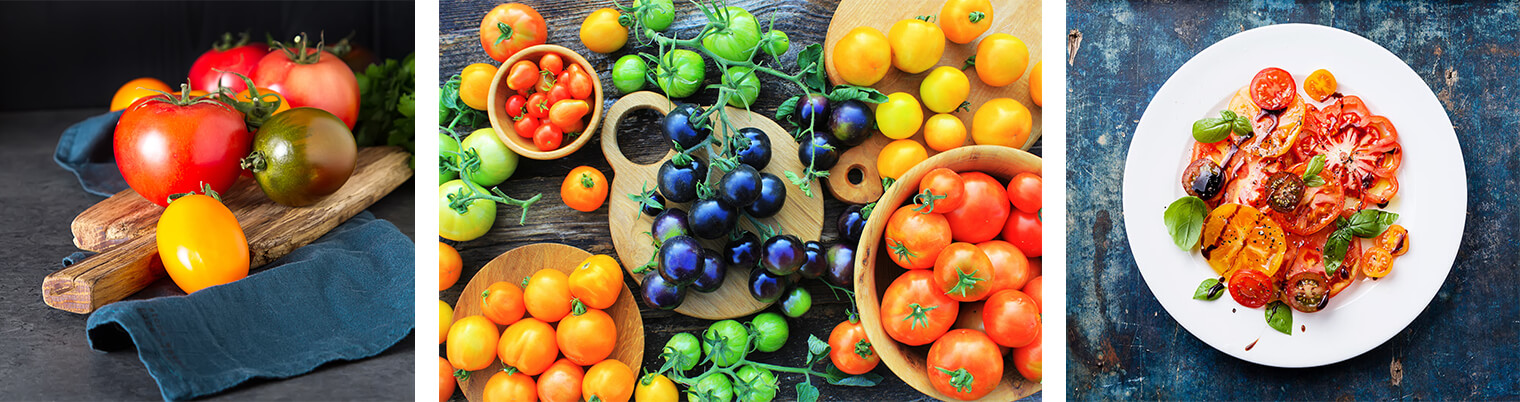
[452,243,644,402]
[488,44,605,160]
[853,146,1042,401]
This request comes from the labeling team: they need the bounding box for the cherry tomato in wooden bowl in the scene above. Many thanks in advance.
[487,45,603,160]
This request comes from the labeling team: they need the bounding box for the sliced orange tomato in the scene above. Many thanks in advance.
[1201,203,1287,280]
[1303,69,1337,102]
[1376,224,1408,256]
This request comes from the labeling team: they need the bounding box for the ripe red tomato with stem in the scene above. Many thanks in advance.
[944,172,1011,243]
[926,329,1004,401]
[188,32,269,93]
[506,94,527,119]
[252,33,359,128]
[916,168,966,214]
[828,316,881,375]
[933,242,995,302]
[526,92,550,119]
[1012,329,1042,382]
[1002,208,1042,257]
[114,87,251,207]
[480,3,547,63]
[983,289,1040,348]
[1007,172,1041,213]
[884,205,953,270]
[540,53,564,76]
[881,270,959,346]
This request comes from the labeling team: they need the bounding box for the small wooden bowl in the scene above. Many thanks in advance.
[452,243,644,402]
[853,146,1042,401]
[487,44,605,160]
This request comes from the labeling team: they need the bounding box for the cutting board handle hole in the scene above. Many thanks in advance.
[847,165,865,185]
[612,107,671,166]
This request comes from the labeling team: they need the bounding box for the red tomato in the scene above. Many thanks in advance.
[933,242,995,302]
[547,84,574,107]
[881,270,959,346]
[1002,208,1042,257]
[1007,172,1041,213]
[505,94,527,119]
[828,317,881,375]
[252,38,359,128]
[480,3,548,63]
[983,289,1039,348]
[540,53,565,77]
[916,168,966,214]
[188,34,269,93]
[976,240,1032,293]
[513,117,540,139]
[1023,276,1042,308]
[1012,330,1042,382]
[1227,269,1276,308]
[884,205,953,270]
[568,70,595,100]
[114,94,251,207]
[534,124,564,151]
[506,60,539,92]
[1250,67,1296,111]
[526,92,550,119]
[926,329,1003,401]
[944,172,1011,243]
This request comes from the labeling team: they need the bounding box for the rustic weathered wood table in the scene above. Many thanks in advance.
[440,0,1041,400]
[1067,1,1520,399]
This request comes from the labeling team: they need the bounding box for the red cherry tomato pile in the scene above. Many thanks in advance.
[502,52,596,152]
[878,168,1043,400]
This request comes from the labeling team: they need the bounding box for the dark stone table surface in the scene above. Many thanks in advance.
[0,109,416,400]
[1067,1,1519,399]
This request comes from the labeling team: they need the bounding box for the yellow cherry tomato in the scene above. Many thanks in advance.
[581,8,629,54]
[157,194,249,294]
[972,98,1033,148]
[439,300,453,344]
[940,0,994,44]
[834,26,892,86]
[972,33,1029,87]
[1030,61,1043,107]
[233,87,290,115]
[634,373,679,402]
[1304,68,1337,102]
[921,66,970,114]
[112,77,171,111]
[459,63,496,111]
[876,92,924,140]
[878,139,928,181]
[924,113,967,151]
[887,18,945,74]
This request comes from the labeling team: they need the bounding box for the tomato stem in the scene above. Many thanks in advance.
[272,32,324,65]
[211,31,251,52]
[239,151,267,173]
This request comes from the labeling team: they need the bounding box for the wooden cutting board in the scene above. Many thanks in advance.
[43,146,412,314]
[600,91,824,320]
[451,243,644,402]
[823,0,1043,204]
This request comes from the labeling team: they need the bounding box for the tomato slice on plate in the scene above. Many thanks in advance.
[1273,162,1344,236]
[1227,268,1276,308]
[1250,67,1297,111]
[1201,203,1288,279]
[1284,230,1362,298]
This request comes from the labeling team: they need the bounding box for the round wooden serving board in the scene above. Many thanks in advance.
[451,243,644,402]
[600,91,824,320]
[823,0,1043,204]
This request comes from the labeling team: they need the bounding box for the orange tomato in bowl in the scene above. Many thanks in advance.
[538,359,585,402]
[569,254,623,309]
[111,77,171,111]
[583,359,636,402]
[524,269,573,322]
[833,26,891,86]
[446,315,499,371]
[557,308,616,365]
[499,317,559,375]
[157,194,248,294]
[481,281,527,326]
[483,368,537,402]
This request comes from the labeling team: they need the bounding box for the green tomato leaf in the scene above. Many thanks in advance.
[806,334,830,365]
[798,43,826,92]
[825,85,888,104]
[1345,209,1400,238]
[823,362,886,386]
[776,95,801,123]
[1164,196,1208,250]
[796,382,820,402]
[1193,277,1223,301]
[1192,116,1232,143]
[1265,301,1293,335]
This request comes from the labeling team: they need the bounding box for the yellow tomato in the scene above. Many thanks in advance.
[876,92,924,139]
[234,87,290,115]
[971,98,1033,148]
[924,113,967,151]
[834,26,892,86]
[111,77,171,111]
[447,315,500,371]
[459,63,496,111]
[940,0,994,44]
[157,194,249,294]
[581,8,629,54]
[634,373,679,402]
[1030,61,1043,107]
[921,66,970,114]
[877,139,928,180]
[440,241,461,291]
[973,33,1029,87]
[1304,68,1337,102]
[439,300,454,344]
[887,18,945,74]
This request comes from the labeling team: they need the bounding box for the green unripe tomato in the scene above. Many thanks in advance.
[438,179,496,242]
[779,287,812,318]
[634,0,675,32]
[663,332,702,372]
[439,132,460,184]
[722,66,761,108]
[689,372,735,402]
[736,365,779,402]
[702,319,751,367]
[763,30,790,58]
[749,312,789,353]
[460,128,517,187]
[657,49,706,98]
[612,54,649,94]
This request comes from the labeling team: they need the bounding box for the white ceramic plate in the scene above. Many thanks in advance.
[1122,24,1465,368]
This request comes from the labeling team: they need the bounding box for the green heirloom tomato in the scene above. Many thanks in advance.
[664,332,702,372]
[461,128,517,187]
[722,66,761,108]
[763,30,790,58]
[703,319,751,367]
[690,373,735,402]
[657,49,706,98]
[244,107,357,207]
[750,312,789,353]
[612,55,650,94]
[779,287,812,318]
[701,7,762,62]
[735,365,779,402]
[439,179,496,242]
[440,132,460,184]
[634,0,675,32]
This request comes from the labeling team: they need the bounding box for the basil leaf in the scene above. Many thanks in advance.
[1164,196,1208,250]
[1302,155,1327,187]
[1345,209,1400,238]
[1193,278,1224,301]
[1322,228,1353,276]
[1265,301,1293,335]
[1191,116,1232,143]
[1220,110,1237,121]
[1232,113,1253,136]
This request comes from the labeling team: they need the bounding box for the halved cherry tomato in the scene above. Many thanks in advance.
[583,360,636,402]
[538,359,584,402]
[926,329,1003,401]
[562,166,608,212]
[1281,271,1329,313]
[1284,229,1362,298]
[540,53,564,77]
[1376,224,1408,256]
[440,242,461,291]
[945,172,1011,243]
[828,317,881,375]
[498,317,559,375]
[917,168,966,214]
[524,269,572,322]
[881,270,959,346]
[483,368,537,402]
[1008,172,1041,213]
[513,116,540,139]
[1303,69,1337,102]
[506,60,539,92]
[933,242,995,302]
[884,205,953,269]
[1250,67,1297,110]
[1227,268,1276,308]
[557,308,616,365]
[984,289,1040,348]
[480,3,547,62]
[534,123,564,151]
[481,281,527,326]
[569,254,624,309]
[549,100,590,133]
[447,315,499,371]
[1361,246,1394,278]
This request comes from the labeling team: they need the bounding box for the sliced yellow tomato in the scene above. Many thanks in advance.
[1201,203,1287,279]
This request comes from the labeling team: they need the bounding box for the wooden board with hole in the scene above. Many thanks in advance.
[823,0,1042,204]
[600,91,824,320]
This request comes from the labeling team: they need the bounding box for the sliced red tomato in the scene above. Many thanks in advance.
[1249,67,1297,111]
[1272,162,1344,236]
[1284,230,1362,298]
[1227,268,1276,308]
[1296,122,1401,206]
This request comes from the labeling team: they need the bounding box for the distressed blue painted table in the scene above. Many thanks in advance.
[1067,1,1519,399]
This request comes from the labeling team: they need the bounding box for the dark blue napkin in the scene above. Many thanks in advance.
[84,211,415,401]
[53,110,129,197]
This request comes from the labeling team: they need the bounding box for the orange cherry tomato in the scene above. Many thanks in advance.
[549,99,591,133]
[482,368,537,402]
[557,308,617,365]
[924,113,967,152]
[877,139,928,181]
[1360,246,1395,278]
[506,60,539,92]
[971,98,1033,148]
[540,53,565,77]
[917,168,966,214]
[447,315,500,371]
[568,70,595,100]
[1375,224,1408,256]
[157,194,248,294]
[972,33,1029,87]
[1030,61,1043,107]
[112,77,171,111]
[583,359,636,402]
[940,0,994,44]
[538,358,585,402]
[561,166,609,212]
[569,254,624,309]
[833,26,892,86]
[524,269,572,322]
[440,242,461,291]
[498,317,559,375]
[440,356,456,402]
[481,281,527,326]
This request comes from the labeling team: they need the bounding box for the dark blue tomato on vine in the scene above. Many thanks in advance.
[641,272,687,310]
[799,132,840,170]
[718,164,762,208]
[658,235,703,285]
[725,231,761,270]
[663,103,711,151]
[825,243,856,288]
[689,198,739,239]
[838,204,869,244]
[748,267,787,304]
[658,157,706,203]
[760,234,805,276]
[691,249,727,293]
[798,241,828,279]
[830,99,874,147]
[651,207,690,244]
[732,127,772,170]
[798,93,829,132]
[743,173,787,218]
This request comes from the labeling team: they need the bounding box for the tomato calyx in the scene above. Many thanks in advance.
[966,11,987,23]
[570,298,589,316]
[943,267,986,298]
[934,366,977,394]
[494,22,515,46]
[887,238,920,266]
[211,31,253,52]
[215,72,284,129]
[166,182,224,204]
[853,338,875,359]
[239,151,269,173]
[271,32,326,65]
[454,368,471,381]
[911,189,949,214]
[902,302,940,330]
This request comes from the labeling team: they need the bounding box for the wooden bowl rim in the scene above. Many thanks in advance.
[487,44,605,160]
